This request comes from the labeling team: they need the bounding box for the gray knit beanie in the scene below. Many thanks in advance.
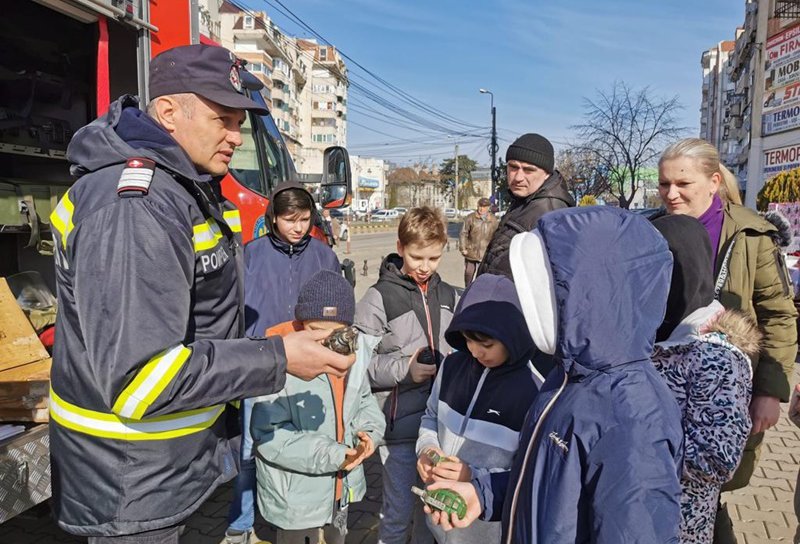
[295,270,355,325]
[505,133,554,174]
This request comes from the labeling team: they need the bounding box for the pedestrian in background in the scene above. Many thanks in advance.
[321,208,338,246]
[478,133,574,278]
[651,215,759,544]
[251,270,385,544]
[355,206,457,544]
[226,181,340,544]
[48,44,354,544]
[657,138,798,543]
[459,197,498,287]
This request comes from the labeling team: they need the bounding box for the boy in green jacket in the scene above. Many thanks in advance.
[251,270,385,544]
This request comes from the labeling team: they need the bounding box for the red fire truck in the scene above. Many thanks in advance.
[0,0,350,522]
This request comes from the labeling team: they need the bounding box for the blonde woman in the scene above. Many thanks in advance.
[657,138,797,542]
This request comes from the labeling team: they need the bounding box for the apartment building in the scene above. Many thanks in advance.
[215,3,350,175]
[295,40,348,174]
[700,41,737,152]
[717,0,800,207]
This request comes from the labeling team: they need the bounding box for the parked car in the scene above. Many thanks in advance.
[459,209,473,218]
[393,207,408,215]
[372,209,400,222]
[632,207,661,219]
[444,208,458,219]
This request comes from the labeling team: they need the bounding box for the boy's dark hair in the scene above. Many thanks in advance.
[398,206,447,247]
[272,188,314,217]
[462,329,493,342]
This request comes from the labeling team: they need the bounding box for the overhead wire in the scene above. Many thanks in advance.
[228,0,492,160]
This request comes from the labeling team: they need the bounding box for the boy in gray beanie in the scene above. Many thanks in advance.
[477,133,575,279]
[250,270,385,544]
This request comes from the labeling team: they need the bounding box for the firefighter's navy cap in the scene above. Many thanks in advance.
[149,44,268,114]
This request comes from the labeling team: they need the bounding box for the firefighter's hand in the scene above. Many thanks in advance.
[283,329,355,380]
[409,348,436,383]
[424,480,482,531]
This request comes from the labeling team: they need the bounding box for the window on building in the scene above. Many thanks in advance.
[319,48,328,61]
[243,15,254,29]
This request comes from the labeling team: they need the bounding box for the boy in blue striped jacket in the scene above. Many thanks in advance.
[415,273,541,544]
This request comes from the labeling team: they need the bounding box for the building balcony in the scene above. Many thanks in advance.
[312,107,337,118]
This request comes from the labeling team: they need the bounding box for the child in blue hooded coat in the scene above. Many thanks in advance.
[426,207,684,544]
[415,273,541,544]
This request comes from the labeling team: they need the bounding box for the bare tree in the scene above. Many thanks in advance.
[556,147,610,200]
[572,82,686,209]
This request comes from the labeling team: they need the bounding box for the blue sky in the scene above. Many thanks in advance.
[244,0,745,167]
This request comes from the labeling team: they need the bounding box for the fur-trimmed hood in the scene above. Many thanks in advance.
[657,300,762,358]
[761,209,793,248]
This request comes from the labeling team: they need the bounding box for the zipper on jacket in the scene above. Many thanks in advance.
[391,285,437,433]
[326,374,345,512]
[419,285,437,353]
[452,369,489,454]
[505,369,569,544]
[774,247,792,298]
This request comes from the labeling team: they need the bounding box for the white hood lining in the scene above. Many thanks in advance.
[510,230,557,355]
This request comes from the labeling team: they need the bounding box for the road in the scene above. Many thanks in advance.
[333,224,467,300]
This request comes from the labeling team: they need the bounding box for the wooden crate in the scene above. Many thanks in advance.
[0,279,51,422]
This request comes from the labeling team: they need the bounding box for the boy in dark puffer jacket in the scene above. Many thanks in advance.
[355,207,457,544]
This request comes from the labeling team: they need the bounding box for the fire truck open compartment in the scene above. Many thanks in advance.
[0,1,138,290]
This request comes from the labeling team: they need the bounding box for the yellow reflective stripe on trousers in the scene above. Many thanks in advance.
[223,209,242,233]
[112,345,192,419]
[50,388,224,441]
[192,219,223,251]
[50,192,75,249]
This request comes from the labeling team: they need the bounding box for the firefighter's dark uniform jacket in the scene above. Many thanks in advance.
[49,95,288,536]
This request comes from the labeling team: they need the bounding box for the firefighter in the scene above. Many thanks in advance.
[48,44,355,543]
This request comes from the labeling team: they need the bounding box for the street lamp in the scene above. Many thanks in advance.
[479,88,499,209]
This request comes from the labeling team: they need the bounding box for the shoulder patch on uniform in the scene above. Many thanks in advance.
[117,158,155,196]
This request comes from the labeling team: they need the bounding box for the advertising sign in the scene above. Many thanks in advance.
[762,103,800,135]
[763,81,800,111]
[767,58,800,90]
[763,143,800,182]
[765,23,800,123]
[358,177,380,189]
[766,23,800,73]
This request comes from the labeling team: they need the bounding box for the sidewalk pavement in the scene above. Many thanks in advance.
[723,365,800,544]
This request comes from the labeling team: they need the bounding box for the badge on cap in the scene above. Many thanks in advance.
[117,157,155,196]
[323,306,338,317]
[229,64,242,93]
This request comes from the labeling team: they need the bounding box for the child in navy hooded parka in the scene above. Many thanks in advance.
[416,273,541,543]
[501,207,684,543]
[427,207,684,544]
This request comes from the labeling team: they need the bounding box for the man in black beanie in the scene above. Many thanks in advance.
[477,133,575,278]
